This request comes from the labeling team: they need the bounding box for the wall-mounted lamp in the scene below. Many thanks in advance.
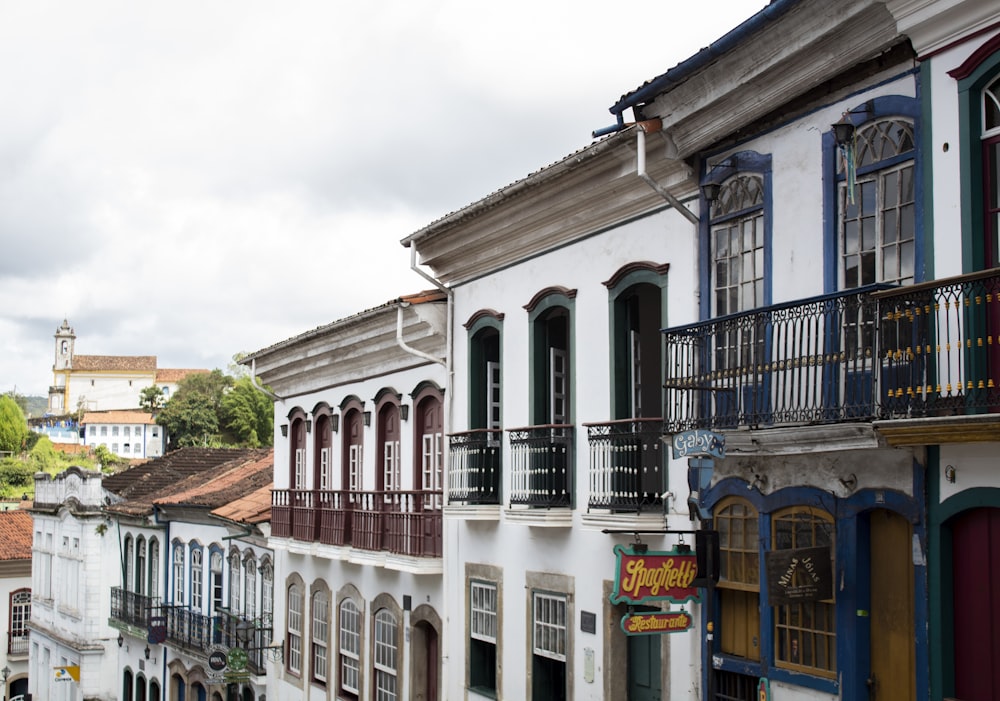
[400,404,410,421]
[331,414,340,433]
[305,419,312,433]
[832,100,874,146]
[700,181,722,203]
[838,473,858,492]
[117,633,124,647]
[280,424,288,437]
[945,464,956,483]
[144,645,151,660]
[363,411,372,427]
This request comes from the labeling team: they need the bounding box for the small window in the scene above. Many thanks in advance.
[312,591,330,685]
[339,598,361,697]
[374,610,398,701]
[470,581,498,693]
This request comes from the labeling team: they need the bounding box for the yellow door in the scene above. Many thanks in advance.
[869,509,915,699]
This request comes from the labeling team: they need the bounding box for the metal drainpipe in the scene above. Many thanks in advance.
[636,120,700,226]
[248,359,282,402]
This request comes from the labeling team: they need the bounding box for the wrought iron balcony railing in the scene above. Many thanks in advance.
[8,631,28,656]
[507,425,573,508]
[664,270,1000,432]
[585,418,665,512]
[447,429,502,505]
[272,489,442,557]
[110,586,160,630]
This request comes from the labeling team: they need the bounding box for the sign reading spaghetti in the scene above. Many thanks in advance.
[609,544,700,605]
[621,610,693,636]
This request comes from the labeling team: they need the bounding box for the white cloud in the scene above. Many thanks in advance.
[0,0,765,399]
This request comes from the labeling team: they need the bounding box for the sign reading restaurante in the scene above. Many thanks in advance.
[609,544,700,606]
[620,610,694,635]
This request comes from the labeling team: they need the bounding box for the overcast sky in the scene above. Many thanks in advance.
[1,1,764,399]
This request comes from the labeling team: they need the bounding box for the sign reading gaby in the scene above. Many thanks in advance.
[621,610,693,636]
[609,544,700,605]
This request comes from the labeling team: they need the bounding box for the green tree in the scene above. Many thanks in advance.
[156,370,233,447]
[139,385,166,412]
[220,376,274,447]
[0,395,29,454]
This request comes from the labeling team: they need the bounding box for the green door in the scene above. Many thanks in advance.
[628,627,662,701]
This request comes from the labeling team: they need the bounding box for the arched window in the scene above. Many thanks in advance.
[838,117,916,288]
[172,544,185,605]
[260,558,274,619]
[229,550,242,613]
[341,398,365,494]
[312,589,330,685]
[9,588,30,653]
[414,385,445,510]
[124,535,134,592]
[374,609,399,701]
[244,554,257,619]
[339,598,361,697]
[313,405,335,491]
[190,546,203,611]
[289,411,308,490]
[376,397,401,493]
[983,74,1000,267]
[715,497,761,661]
[287,583,304,675]
[210,549,224,613]
[149,538,160,599]
[136,536,146,595]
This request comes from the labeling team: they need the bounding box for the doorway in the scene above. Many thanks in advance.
[868,509,915,700]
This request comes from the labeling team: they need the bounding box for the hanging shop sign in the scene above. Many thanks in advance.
[671,430,725,460]
[765,546,833,605]
[54,665,80,682]
[609,544,700,605]
[620,610,693,636]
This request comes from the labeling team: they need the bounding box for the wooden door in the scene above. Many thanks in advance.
[628,629,662,701]
[869,509,915,700]
[951,507,1000,700]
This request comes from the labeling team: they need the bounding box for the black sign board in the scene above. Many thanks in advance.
[580,610,596,634]
[765,546,833,605]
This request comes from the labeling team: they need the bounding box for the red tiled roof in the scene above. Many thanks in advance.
[155,368,210,383]
[154,449,274,512]
[72,355,157,371]
[0,510,33,561]
[81,410,156,425]
[211,482,273,525]
[103,447,265,513]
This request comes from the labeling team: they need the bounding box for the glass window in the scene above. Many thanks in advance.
[211,550,224,613]
[312,591,330,685]
[374,609,398,701]
[716,498,761,661]
[287,584,303,675]
[469,581,498,693]
[229,552,242,613]
[172,545,184,605]
[532,591,568,699]
[261,559,273,618]
[339,599,361,696]
[772,507,836,677]
[190,548,203,611]
[244,556,257,619]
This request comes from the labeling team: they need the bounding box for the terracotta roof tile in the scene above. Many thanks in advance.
[81,410,156,425]
[155,368,210,383]
[103,447,264,514]
[154,449,274,511]
[72,355,157,371]
[0,510,33,560]
[211,483,274,525]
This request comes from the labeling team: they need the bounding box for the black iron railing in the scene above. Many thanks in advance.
[110,587,160,629]
[447,429,502,505]
[507,425,573,507]
[664,270,1000,432]
[585,418,665,512]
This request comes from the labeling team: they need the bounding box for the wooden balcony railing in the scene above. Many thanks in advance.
[507,425,573,508]
[585,418,665,512]
[664,269,1000,432]
[447,429,502,505]
[272,489,442,558]
[110,586,160,629]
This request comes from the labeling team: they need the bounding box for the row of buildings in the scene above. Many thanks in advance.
[24,0,1000,699]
